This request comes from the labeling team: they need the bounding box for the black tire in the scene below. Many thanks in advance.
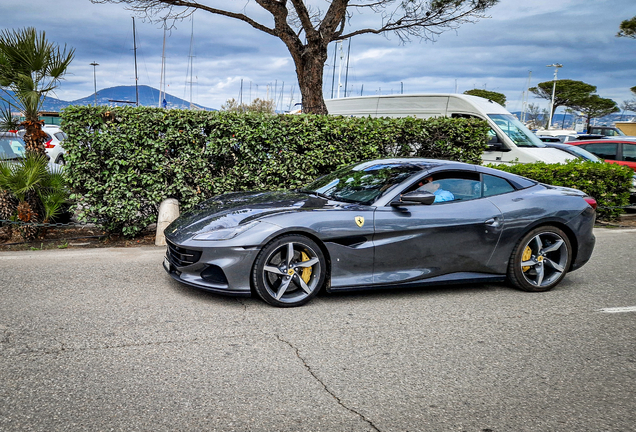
[507,226,572,292]
[55,155,65,165]
[252,234,326,307]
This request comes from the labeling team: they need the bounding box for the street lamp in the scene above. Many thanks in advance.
[90,62,99,106]
[546,63,563,129]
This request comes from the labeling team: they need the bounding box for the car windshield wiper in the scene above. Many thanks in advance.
[296,189,332,200]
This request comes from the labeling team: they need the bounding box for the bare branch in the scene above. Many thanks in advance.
[91,0,277,36]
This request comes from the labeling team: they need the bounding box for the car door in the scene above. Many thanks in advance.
[578,142,618,162]
[372,170,504,285]
[620,143,636,169]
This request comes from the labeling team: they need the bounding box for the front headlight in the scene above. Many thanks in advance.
[193,221,260,241]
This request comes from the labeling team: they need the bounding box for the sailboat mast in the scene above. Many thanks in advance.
[187,16,195,109]
[132,17,139,107]
[343,39,351,98]
[159,19,167,107]
[521,70,532,123]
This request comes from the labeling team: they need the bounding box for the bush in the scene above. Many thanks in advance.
[491,160,633,220]
[60,106,489,236]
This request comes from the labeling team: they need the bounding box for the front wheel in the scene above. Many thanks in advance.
[507,226,572,292]
[252,234,326,307]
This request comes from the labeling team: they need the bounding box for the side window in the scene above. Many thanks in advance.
[54,132,66,141]
[483,174,515,197]
[579,143,617,160]
[623,144,636,162]
[407,171,481,204]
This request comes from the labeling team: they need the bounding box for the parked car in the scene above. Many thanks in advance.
[537,135,562,143]
[570,140,636,204]
[541,142,602,162]
[588,126,627,137]
[164,158,597,307]
[570,140,636,170]
[17,125,67,164]
[0,132,62,172]
[0,132,26,159]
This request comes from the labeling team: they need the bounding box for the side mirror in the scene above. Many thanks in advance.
[391,190,435,206]
[487,141,511,152]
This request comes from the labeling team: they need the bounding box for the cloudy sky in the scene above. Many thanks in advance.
[2,0,635,113]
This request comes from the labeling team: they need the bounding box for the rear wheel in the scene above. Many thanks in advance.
[252,234,326,307]
[508,226,572,292]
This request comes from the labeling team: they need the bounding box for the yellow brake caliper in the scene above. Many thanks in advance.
[300,251,312,283]
[522,246,532,272]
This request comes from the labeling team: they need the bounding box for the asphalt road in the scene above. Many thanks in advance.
[0,228,635,432]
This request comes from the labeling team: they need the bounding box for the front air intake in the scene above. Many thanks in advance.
[166,240,202,267]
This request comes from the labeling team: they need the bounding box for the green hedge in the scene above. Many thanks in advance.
[491,160,633,219]
[61,106,489,236]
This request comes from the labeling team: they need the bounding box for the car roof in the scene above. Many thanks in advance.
[353,158,464,171]
[570,139,635,145]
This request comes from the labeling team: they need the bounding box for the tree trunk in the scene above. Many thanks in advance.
[22,119,47,156]
[290,43,329,115]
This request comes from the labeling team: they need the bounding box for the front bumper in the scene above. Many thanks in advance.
[163,240,258,296]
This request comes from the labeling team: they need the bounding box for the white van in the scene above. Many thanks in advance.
[325,94,571,165]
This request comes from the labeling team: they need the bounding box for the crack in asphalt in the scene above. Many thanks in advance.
[275,334,381,432]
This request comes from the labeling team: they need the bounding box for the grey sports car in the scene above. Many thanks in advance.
[163,158,596,307]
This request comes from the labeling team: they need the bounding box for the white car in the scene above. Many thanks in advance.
[42,125,67,165]
[18,125,67,164]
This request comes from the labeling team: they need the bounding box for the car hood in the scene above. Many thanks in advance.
[165,191,333,239]
[521,147,573,163]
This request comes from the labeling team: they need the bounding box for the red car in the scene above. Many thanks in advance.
[569,140,636,170]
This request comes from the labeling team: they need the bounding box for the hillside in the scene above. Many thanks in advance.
[1,85,213,112]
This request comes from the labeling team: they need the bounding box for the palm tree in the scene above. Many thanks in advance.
[0,153,68,240]
[0,27,74,155]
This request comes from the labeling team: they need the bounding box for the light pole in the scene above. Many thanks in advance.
[546,63,563,129]
[90,62,99,106]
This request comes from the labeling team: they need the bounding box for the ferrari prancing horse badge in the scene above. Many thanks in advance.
[355,216,365,227]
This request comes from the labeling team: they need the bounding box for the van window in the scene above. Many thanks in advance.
[488,114,545,148]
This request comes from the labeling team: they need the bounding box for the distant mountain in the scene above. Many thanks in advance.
[1,85,214,112]
[71,85,213,110]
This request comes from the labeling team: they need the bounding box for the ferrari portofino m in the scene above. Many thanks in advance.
[164,159,596,307]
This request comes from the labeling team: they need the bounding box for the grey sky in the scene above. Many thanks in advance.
[2,0,635,112]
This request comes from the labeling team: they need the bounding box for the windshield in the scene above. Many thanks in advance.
[488,114,546,148]
[0,137,26,159]
[302,162,424,205]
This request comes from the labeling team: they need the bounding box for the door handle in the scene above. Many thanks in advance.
[484,217,500,227]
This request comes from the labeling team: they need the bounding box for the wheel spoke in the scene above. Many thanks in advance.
[264,265,285,276]
[286,243,295,267]
[275,277,292,300]
[295,257,319,268]
[541,239,564,254]
[535,264,545,286]
[533,235,543,253]
[295,275,313,295]
[544,258,564,273]
[521,259,538,268]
